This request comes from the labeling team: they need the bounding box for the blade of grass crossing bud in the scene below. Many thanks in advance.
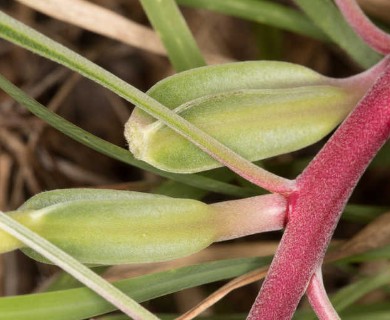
[0,11,292,193]
[0,73,254,198]
[140,0,206,71]
[0,211,159,320]
[334,0,390,54]
[128,85,363,173]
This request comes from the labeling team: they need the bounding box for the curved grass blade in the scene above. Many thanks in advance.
[341,303,390,320]
[0,211,158,320]
[0,11,291,194]
[0,257,271,320]
[335,243,390,263]
[331,268,390,312]
[0,73,254,198]
[295,0,382,68]
[177,0,328,41]
[140,0,206,71]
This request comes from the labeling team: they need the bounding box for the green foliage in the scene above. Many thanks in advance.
[295,0,382,67]
[0,257,270,320]
[177,0,328,41]
[140,0,206,71]
[0,0,389,319]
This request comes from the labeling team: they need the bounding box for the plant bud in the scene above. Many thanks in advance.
[0,189,286,265]
[3,189,216,265]
[125,61,363,173]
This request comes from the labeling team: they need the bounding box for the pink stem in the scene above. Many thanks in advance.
[212,194,287,241]
[334,0,390,54]
[247,56,390,320]
[307,268,340,320]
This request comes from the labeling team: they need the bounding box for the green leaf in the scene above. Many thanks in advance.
[140,0,206,71]
[331,269,390,312]
[295,0,382,68]
[0,257,271,320]
[336,244,390,263]
[342,303,390,320]
[177,0,328,41]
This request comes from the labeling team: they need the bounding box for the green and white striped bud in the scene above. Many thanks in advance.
[125,61,364,173]
[0,189,286,265]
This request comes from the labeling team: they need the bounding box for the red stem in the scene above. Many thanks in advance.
[247,56,390,319]
[334,0,390,54]
[307,268,340,320]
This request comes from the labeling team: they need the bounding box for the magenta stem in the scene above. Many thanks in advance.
[307,268,340,320]
[247,56,390,319]
[212,194,287,241]
[334,0,390,54]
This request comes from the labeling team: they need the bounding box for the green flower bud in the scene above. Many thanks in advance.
[15,190,217,265]
[125,61,363,173]
[1,189,286,265]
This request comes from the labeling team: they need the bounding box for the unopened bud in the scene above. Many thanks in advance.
[125,61,363,173]
[1,189,286,265]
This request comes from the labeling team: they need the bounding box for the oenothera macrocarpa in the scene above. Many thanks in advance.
[0,0,389,319]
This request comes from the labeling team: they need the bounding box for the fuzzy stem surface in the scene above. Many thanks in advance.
[307,268,340,320]
[248,56,390,319]
[212,194,287,241]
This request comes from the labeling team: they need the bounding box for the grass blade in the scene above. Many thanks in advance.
[0,211,158,320]
[0,10,291,194]
[0,257,270,320]
[140,0,206,71]
[0,73,254,197]
[177,0,328,41]
[295,0,382,68]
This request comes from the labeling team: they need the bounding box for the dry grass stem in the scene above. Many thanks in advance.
[326,211,390,262]
[16,0,166,55]
[1,68,69,110]
[15,0,231,64]
[0,153,12,210]
[176,267,269,320]
[0,128,40,194]
[28,72,82,149]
